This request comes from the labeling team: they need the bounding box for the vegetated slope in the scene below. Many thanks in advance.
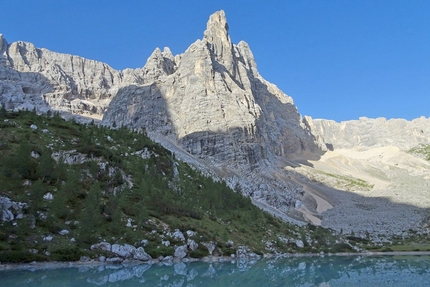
[0,109,351,263]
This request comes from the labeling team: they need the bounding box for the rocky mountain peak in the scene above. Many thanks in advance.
[204,10,230,42]
[203,10,233,67]
[0,34,7,54]
[142,47,177,82]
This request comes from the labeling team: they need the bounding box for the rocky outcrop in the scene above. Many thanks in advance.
[90,242,152,262]
[0,196,27,222]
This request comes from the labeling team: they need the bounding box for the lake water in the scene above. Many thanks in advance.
[1,255,429,286]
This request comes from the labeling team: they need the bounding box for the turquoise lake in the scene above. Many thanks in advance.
[1,255,429,286]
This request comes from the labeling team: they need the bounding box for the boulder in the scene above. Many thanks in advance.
[90,242,112,252]
[171,229,185,242]
[186,230,197,237]
[174,245,188,260]
[58,229,69,236]
[0,196,14,221]
[43,235,53,242]
[133,247,151,261]
[43,193,54,200]
[187,239,198,251]
[162,255,173,264]
[111,244,135,258]
[295,240,304,248]
[202,242,216,255]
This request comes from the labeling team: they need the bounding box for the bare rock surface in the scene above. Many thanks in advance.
[0,33,167,119]
[290,116,430,237]
[283,144,430,238]
[307,116,430,150]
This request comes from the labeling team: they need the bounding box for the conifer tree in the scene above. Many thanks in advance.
[37,148,55,182]
[29,179,44,217]
[51,186,69,220]
[15,141,33,179]
[78,182,103,243]
[0,103,6,119]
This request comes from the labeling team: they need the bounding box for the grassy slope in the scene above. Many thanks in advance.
[409,144,430,161]
[0,110,355,263]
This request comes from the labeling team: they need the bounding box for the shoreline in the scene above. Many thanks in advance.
[1,251,430,271]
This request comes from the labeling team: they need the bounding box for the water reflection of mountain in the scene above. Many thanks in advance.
[1,256,430,286]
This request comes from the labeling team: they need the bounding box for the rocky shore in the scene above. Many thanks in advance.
[2,251,430,271]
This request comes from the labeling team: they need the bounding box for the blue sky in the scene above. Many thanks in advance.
[1,0,429,121]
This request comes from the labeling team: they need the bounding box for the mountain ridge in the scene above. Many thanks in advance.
[1,11,429,237]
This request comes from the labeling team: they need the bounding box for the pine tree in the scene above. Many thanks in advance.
[55,155,67,183]
[51,186,69,220]
[29,179,44,216]
[78,182,103,243]
[37,148,55,182]
[0,103,6,119]
[15,141,33,179]
[62,169,80,198]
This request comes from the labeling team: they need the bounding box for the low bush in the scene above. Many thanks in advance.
[330,242,355,253]
[189,248,208,258]
[51,247,82,261]
[145,244,174,258]
[0,250,48,263]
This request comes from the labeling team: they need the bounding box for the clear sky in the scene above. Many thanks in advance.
[1,0,429,121]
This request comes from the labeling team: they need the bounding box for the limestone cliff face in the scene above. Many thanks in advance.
[0,33,154,118]
[102,11,323,169]
[306,116,430,150]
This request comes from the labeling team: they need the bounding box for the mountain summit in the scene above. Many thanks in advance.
[101,11,325,218]
[103,10,323,159]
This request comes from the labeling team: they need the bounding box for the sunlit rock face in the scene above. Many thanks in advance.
[102,11,324,168]
[306,116,430,150]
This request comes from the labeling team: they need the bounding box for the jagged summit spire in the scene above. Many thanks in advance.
[203,10,234,68]
[0,34,7,54]
[204,10,229,40]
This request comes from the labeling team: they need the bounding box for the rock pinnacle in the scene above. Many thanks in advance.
[203,10,233,65]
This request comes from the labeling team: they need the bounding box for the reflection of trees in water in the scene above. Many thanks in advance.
[2,256,430,286]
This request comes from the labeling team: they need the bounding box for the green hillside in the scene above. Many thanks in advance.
[0,108,352,263]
